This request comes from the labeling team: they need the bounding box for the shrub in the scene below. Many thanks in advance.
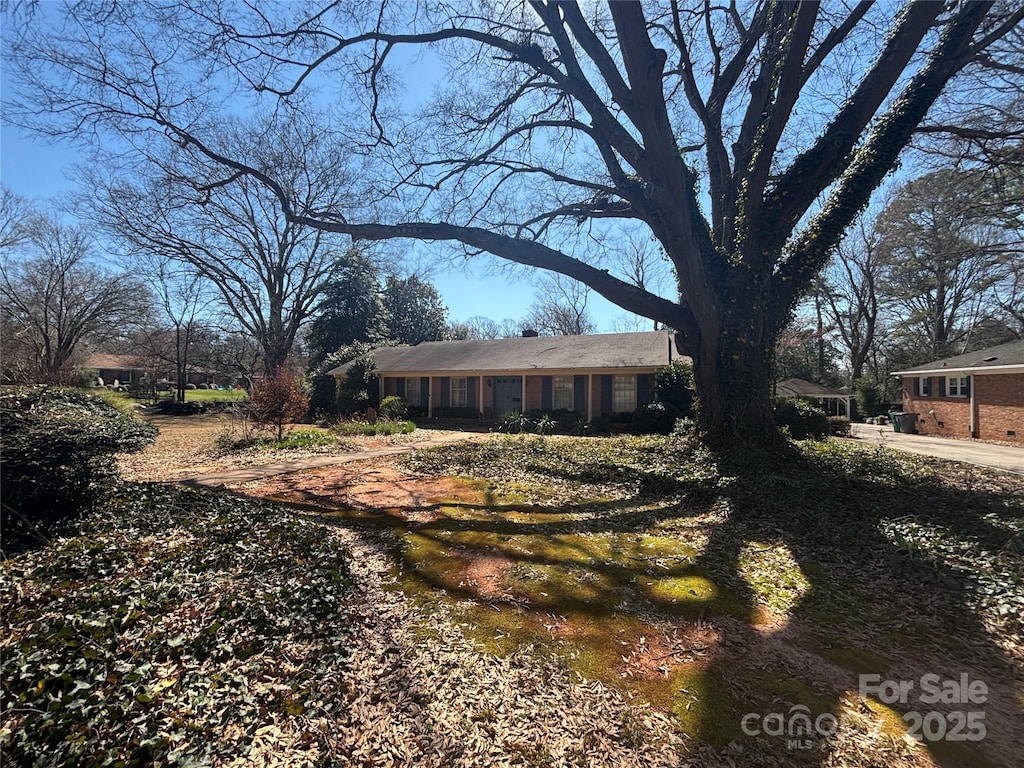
[773,397,830,440]
[828,416,852,437]
[379,395,407,421]
[496,411,532,434]
[0,387,157,549]
[655,360,695,416]
[631,401,681,435]
[331,420,416,436]
[248,370,310,441]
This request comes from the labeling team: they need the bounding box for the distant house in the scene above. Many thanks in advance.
[774,378,851,417]
[81,354,165,389]
[893,340,1024,444]
[81,353,219,390]
[330,331,685,421]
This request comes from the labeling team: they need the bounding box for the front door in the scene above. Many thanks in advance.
[493,376,523,415]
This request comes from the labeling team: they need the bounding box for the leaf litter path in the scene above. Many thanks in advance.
[126,432,1023,767]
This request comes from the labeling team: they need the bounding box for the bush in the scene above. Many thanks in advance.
[248,371,310,442]
[773,397,830,440]
[332,420,416,436]
[0,387,157,549]
[655,360,695,416]
[379,395,407,421]
[496,411,533,434]
[828,416,852,437]
[631,401,681,435]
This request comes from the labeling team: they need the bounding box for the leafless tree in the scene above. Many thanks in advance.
[9,1,1022,448]
[81,118,350,376]
[0,214,150,383]
[0,185,33,252]
[524,274,597,336]
[822,217,882,382]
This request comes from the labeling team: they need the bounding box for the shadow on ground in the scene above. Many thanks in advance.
[241,437,1023,767]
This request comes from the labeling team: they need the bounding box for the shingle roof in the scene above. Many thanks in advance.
[82,353,148,370]
[892,340,1024,375]
[330,331,682,376]
[775,378,848,398]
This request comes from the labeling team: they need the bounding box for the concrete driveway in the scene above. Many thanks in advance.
[847,423,1023,475]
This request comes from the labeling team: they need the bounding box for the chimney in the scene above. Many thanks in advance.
[522,329,539,337]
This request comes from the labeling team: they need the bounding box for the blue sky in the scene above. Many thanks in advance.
[0,110,640,333]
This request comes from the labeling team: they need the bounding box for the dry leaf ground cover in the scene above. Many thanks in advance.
[239,434,1024,767]
[3,416,1023,767]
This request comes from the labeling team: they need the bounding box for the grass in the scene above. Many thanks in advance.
[183,387,247,402]
[331,419,416,437]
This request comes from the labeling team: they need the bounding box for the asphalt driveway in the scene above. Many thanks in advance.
[847,423,1023,475]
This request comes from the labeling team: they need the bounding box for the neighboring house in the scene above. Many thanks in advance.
[893,340,1024,444]
[331,331,684,421]
[775,378,851,417]
[81,353,218,389]
[81,354,164,388]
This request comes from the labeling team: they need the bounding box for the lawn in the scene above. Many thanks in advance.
[2,432,1022,767]
[182,387,248,402]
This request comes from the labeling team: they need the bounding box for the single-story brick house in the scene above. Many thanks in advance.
[331,330,685,421]
[892,340,1024,444]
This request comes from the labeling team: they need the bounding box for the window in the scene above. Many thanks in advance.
[612,375,636,413]
[405,377,420,405]
[920,376,931,397]
[553,375,574,410]
[450,377,468,408]
[947,376,970,398]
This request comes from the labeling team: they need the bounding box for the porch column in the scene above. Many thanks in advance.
[378,376,384,407]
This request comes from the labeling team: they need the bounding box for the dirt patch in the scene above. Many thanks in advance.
[239,460,489,517]
[463,552,517,600]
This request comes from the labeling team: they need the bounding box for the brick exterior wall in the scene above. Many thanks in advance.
[902,373,1023,444]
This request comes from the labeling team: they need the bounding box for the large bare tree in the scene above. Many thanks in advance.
[9,1,1023,448]
[81,118,350,376]
[0,213,150,383]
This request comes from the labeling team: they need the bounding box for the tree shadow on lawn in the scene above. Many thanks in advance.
[284,440,1023,767]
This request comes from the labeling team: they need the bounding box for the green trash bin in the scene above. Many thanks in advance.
[889,412,902,433]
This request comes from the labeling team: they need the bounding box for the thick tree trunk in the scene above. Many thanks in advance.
[682,331,780,452]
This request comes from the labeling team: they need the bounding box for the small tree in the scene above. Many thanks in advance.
[248,370,309,442]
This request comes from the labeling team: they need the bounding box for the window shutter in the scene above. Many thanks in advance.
[964,376,971,397]
[421,378,430,408]
[912,377,920,397]
[637,374,652,406]
[541,376,553,411]
[573,376,586,413]
[939,377,946,397]
[601,375,613,414]
[440,377,450,408]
